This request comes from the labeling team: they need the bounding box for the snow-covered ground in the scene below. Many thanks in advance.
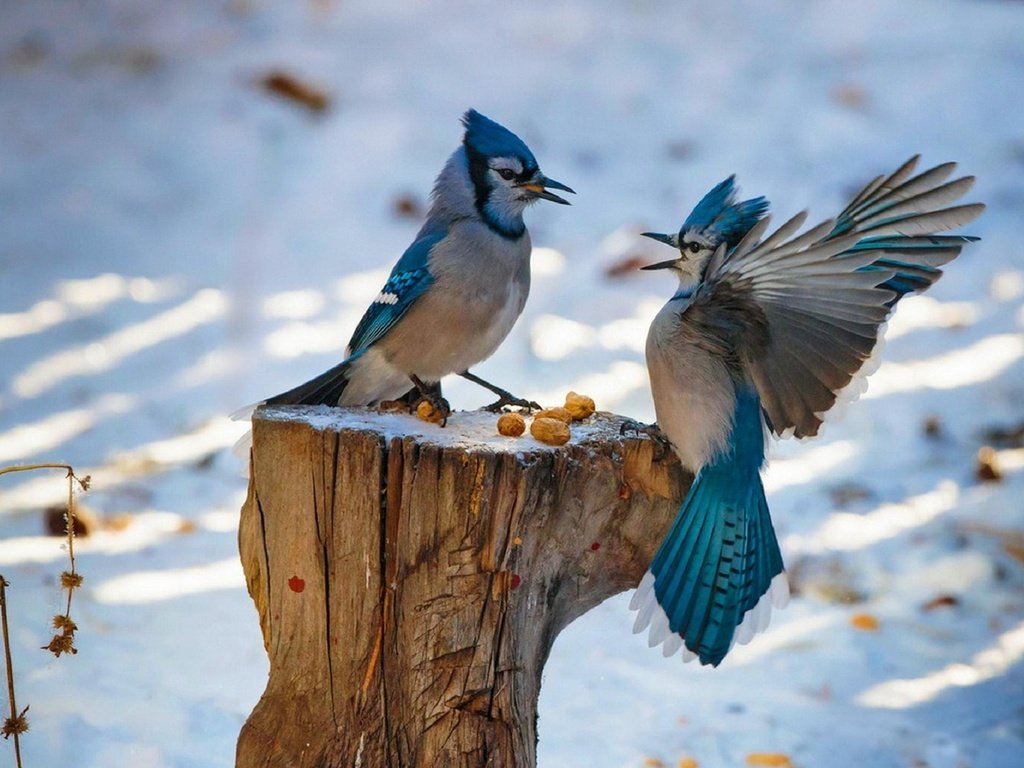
[1,0,1022,766]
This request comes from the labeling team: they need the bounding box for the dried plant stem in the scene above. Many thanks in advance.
[0,464,89,664]
[0,463,77,479]
[0,464,87,633]
[63,472,77,617]
[0,578,26,768]
[0,462,90,765]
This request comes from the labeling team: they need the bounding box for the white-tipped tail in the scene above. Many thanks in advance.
[630,569,790,662]
[632,570,695,661]
[733,571,790,647]
[232,430,253,461]
[229,402,259,473]
[229,401,261,422]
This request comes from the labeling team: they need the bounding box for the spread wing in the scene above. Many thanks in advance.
[827,156,983,302]
[695,158,982,438]
[345,227,446,355]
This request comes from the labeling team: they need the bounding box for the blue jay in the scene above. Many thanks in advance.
[262,110,574,421]
[630,157,983,666]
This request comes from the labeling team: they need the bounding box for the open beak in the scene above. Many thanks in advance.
[640,232,680,270]
[640,258,680,271]
[519,174,575,205]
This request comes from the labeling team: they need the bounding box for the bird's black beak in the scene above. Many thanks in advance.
[520,174,575,205]
[641,232,677,247]
[640,258,680,271]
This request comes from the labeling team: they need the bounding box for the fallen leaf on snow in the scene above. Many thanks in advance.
[261,71,330,113]
[850,613,880,631]
[922,594,960,611]
[746,753,793,767]
[975,446,1003,482]
[605,255,649,278]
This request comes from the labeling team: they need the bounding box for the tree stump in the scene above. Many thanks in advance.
[237,406,690,768]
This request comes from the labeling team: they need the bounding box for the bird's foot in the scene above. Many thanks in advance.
[619,419,673,459]
[414,392,451,427]
[459,371,540,413]
[407,375,449,426]
[483,394,541,413]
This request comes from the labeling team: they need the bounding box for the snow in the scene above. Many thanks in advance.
[0,0,1021,766]
[257,403,621,451]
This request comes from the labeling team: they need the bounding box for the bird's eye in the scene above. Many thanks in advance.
[496,168,516,181]
[687,241,702,254]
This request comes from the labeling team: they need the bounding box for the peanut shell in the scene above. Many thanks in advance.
[530,417,570,446]
[497,412,526,437]
[564,391,596,420]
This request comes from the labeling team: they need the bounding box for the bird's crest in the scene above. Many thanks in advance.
[462,109,537,168]
[683,176,769,249]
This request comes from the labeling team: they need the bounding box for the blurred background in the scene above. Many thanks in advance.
[1,1,1022,766]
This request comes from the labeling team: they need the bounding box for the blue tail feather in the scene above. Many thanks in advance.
[648,388,785,666]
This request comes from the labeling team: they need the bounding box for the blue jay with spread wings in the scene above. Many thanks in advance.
[630,157,983,666]
[262,109,573,421]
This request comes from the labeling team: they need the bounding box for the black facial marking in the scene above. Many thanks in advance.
[465,144,493,213]
[463,146,526,240]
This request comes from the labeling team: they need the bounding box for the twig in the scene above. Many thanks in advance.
[0,577,27,768]
[0,462,91,766]
[0,463,80,480]
[0,464,89,657]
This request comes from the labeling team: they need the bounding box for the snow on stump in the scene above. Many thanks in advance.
[237,405,689,768]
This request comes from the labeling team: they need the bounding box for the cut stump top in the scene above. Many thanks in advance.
[257,404,642,455]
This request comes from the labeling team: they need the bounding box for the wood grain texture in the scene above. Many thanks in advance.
[237,406,689,768]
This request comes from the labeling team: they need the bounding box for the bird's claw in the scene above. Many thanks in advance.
[484,395,541,413]
[620,419,673,459]
[416,393,451,427]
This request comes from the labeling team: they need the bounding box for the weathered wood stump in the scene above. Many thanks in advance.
[237,406,689,768]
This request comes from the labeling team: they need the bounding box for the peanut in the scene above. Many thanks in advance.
[533,406,573,424]
[530,417,570,446]
[564,391,595,421]
[497,412,526,437]
[416,400,445,424]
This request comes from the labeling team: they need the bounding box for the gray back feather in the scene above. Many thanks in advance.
[427,146,479,225]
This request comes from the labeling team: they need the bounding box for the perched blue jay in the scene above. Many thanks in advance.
[630,157,983,666]
[262,109,573,420]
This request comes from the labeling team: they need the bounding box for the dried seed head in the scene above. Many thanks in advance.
[78,474,92,491]
[60,571,84,589]
[42,632,77,657]
[52,614,78,632]
[2,707,29,738]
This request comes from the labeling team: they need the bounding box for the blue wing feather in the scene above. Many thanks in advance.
[346,227,446,354]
